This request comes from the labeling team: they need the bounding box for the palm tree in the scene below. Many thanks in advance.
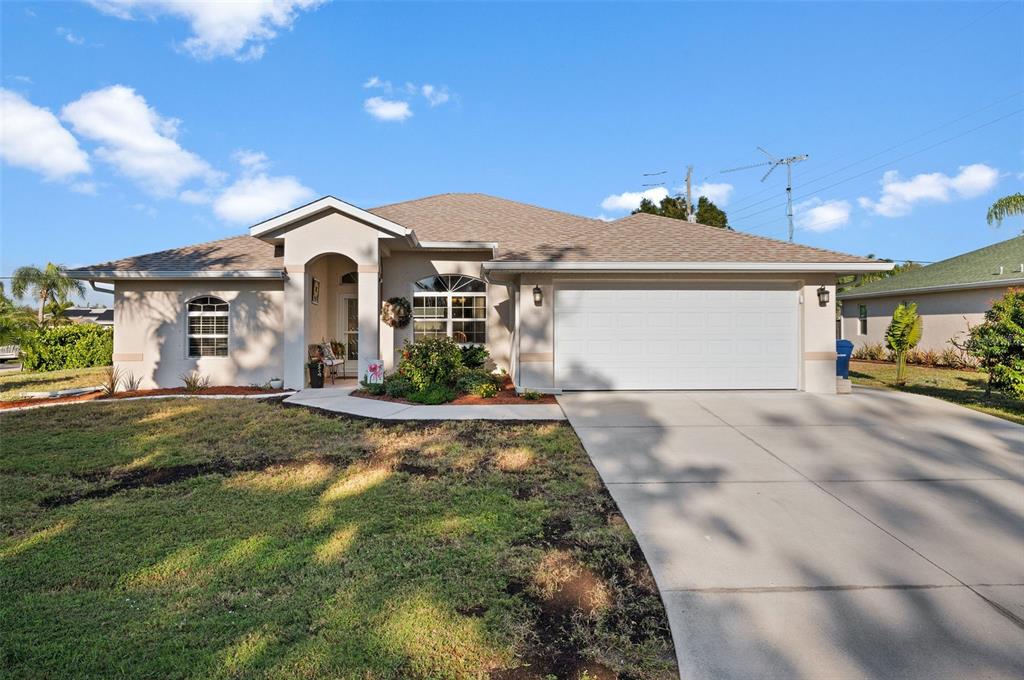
[0,282,36,346]
[44,299,75,325]
[885,302,923,385]
[10,263,86,325]
[986,193,1024,227]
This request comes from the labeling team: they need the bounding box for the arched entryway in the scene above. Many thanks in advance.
[303,253,361,382]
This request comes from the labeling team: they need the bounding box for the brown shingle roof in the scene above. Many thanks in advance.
[77,235,281,272]
[77,193,873,272]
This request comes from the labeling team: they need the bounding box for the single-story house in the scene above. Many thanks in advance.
[839,235,1024,352]
[69,193,890,393]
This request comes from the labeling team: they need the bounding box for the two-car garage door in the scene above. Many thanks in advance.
[553,283,799,390]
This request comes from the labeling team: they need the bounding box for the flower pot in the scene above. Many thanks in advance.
[308,363,324,388]
[269,379,283,390]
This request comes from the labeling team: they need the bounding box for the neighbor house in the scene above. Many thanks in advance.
[839,235,1024,352]
[68,193,890,393]
[62,307,114,327]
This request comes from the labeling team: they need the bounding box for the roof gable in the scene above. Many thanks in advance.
[249,195,412,240]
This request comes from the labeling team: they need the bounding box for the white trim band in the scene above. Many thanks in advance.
[67,270,285,280]
[482,261,895,273]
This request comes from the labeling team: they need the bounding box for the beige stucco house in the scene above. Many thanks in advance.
[69,193,890,393]
[839,235,1024,352]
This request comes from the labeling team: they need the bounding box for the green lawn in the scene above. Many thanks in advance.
[849,360,1024,425]
[0,366,109,401]
[0,398,677,679]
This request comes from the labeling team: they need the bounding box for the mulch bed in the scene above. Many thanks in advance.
[352,377,557,405]
[0,386,287,410]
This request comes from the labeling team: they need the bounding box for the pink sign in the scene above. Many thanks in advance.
[366,359,385,384]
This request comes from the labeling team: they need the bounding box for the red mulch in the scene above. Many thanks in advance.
[0,386,287,410]
[352,376,557,405]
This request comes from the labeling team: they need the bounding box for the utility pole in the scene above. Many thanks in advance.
[685,165,695,222]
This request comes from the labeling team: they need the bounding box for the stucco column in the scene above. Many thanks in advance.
[802,282,838,394]
[357,266,380,381]
[283,266,307,389]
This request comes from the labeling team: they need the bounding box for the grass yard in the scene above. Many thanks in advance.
[0,366,109,401]
[849,360,1024,425]
[0,398,677,679]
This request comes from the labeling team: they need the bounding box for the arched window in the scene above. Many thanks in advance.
[412,275,486,344]
[340,271,358,284]
[186,296,229,357]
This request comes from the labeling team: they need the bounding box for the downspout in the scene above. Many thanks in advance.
[89,280,115,295]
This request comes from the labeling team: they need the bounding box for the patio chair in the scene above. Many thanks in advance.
[319,341,344,384]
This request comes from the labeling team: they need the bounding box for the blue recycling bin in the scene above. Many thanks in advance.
[836,339,853,379]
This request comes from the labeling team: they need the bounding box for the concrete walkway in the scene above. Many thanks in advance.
[285,383,565,420]
[558,388,1024,680]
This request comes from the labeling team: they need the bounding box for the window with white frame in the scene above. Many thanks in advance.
[413,275,486,344]
[857,304,868,335]
[187,296,229,357]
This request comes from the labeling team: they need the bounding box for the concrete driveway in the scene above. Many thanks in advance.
[558,388,1024,680]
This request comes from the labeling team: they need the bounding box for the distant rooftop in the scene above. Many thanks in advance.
[839,235,1024,299]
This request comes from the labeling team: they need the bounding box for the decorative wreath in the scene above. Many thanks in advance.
[381,296,412,328]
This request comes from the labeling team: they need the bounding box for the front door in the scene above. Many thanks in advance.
[340,295,359,377]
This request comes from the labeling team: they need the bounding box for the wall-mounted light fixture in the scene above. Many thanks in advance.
[816,285,830,307]
[533,285,543,306]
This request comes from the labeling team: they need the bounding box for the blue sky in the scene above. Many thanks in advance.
[2,1,1022,304]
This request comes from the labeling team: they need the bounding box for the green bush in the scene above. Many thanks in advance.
[961,288,1024,398]
[460,344,489,369]
[384,374,414,398]
[455,367,497,395]
[521,389,541,401]
[360,377,386,396]
[407,383,457,404]
[398,336,463,390]
[474,382,498,399]
[851,342,887,361]
[21,324,113,372]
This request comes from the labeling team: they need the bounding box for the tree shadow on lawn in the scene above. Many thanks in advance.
[0,412,678,680]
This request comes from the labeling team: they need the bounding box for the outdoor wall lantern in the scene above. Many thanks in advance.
[533,285,543,306]
[816,285,830,307]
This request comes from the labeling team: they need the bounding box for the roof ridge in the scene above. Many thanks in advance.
[370,192,603,224]
[920,233,1024,267]
[613,212,874,262]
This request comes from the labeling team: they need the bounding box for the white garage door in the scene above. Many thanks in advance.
[554,283,799,390]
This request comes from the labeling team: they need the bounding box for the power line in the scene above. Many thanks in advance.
[726,90,1024,217]
[729,107,1024,225]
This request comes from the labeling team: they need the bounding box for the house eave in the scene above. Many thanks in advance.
[481,261,895,274]
[838,278,1024,300]
[248,195,414,240]
[67,270,286,281]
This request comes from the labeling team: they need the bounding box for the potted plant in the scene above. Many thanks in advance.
[307,359,324,388]
[268,377,283,390]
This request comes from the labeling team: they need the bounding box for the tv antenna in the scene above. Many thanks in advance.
[722,147,808,241]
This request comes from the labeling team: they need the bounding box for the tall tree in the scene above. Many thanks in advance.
[986,193,1024,228]
[0,283,35,346]
[633,195,730,229]
[10,263,86,325]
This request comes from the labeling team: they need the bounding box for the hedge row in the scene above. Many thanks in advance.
[21,324,113,372]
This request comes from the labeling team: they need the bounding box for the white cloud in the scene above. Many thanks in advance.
[6,75,33,84]
[858,163,1000,217]
[600,187,669,212]
[363,75,390,90]
[214,174,314,223]
[421,84,449,107]
[72,181,99,195]
[794,198,852,232]
[233,148,269,172]
[56,26,87,45]
[693,182,734,206]
[0,89,91,181]
[364,96,412,122]
[212,150,314,223]
[62,85,217,196]
[86,0,323,61]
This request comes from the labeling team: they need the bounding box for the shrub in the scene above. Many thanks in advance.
[460,345,490,369]
[905,348,940,366]
[521,389,541,401]
[122,372,143,391]
[960,288,1024,398]
[100,366,123,398]
[455,367,498,395]
[360,378,386,396]
[180,371,210,393]
[939,345,975,369]
[851,342,886,361]
[474,382,498,398]
[407,383,457,404]
[20,324,113,372]
[384,374,414,398]
[398,336,463,390]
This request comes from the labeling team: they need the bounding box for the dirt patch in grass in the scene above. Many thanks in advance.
[0,386,287,411]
